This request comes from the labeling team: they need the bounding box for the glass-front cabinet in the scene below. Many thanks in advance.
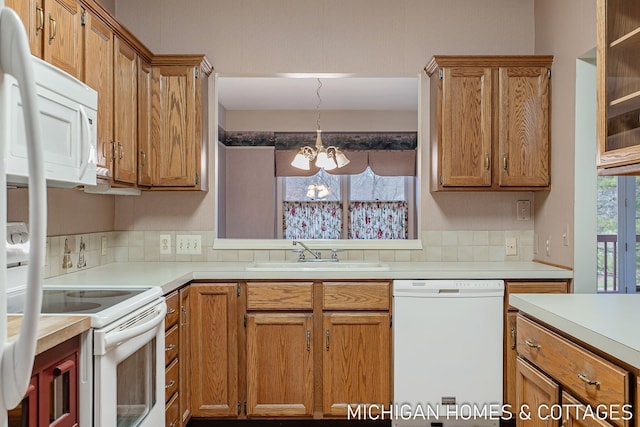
[597,0,640,173]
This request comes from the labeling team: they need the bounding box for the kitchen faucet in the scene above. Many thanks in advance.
[292,240,321,261]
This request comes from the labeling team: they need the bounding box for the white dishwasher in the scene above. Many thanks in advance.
[393,280,504,427]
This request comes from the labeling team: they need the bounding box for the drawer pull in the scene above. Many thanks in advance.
[525,339,541,349]
[510,328,516,350]
[165,380,176,389]
[166,308,176,315]
[577,373,601,389]
[165,344,175,352]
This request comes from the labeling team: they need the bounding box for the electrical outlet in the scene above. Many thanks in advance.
[101,236,107,256]
[505,237,518,256]
[160,234,171,255]
[176,235,202,255]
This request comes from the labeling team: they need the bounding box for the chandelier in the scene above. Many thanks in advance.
[290,78,350,171]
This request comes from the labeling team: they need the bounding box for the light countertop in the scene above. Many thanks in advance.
[44,261,573,295]
[510,293,640,370]
[7,315,91,355]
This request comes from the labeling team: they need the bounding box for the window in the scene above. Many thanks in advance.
[282,167,413,240]
[597,175,640,293]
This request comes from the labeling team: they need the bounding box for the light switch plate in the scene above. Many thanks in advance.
[505,237,517,256]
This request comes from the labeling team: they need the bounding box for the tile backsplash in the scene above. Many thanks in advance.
[44,229,534,279]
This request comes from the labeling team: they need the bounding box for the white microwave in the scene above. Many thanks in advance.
[0,56,97,187]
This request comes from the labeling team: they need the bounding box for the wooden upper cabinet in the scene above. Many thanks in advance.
[5,0,42,57]
[596,0,640,173]
[82,8,113,180]
[426,56,553,191]
[138,58,153,187]
[113,37,138,185]
[440,66,492,187]
[43,0,83,79]
[7,0,82,77]
[498,66,550,187]
[151,56,212,189]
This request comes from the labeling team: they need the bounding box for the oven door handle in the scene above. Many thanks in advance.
[103,303,167,350]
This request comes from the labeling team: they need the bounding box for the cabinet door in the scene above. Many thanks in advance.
[113,37,138,184]
[246,313,313,417]
[179,287,191,426]
[83,10,113,179]
[189,283,238,417]
[7,375,38,427]
[43,0,83,79]
[498,66,550,187]
[515,357,560,427]
[137,58,153,186]
[151,65,197,187]
[562,392,615,427]
[5,0,43,56]
[440,67,492,187]
[40,351,78,427]
[323,312,390,417]
[596,0,640,171]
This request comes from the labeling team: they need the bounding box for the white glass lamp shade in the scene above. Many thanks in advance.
[315,151,337,170]
[335,150,350,168]
[291,150,311,170]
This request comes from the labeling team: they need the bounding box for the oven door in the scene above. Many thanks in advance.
[93,299,166,427]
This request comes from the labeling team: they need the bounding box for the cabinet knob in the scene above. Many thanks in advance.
[524,338,541,349]
[165,344,175,352]
[165,380,176,389]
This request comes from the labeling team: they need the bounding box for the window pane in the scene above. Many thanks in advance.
[283,201,342,239]
[349,167,405,201]
[284,169,340,202]
[597,175,618,292]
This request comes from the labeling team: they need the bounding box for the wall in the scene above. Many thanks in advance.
[225,147,276,238]
[7,188,114,235]
[113,0,538,240]
[533,0,596,268]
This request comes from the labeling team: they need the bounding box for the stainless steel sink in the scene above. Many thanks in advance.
[246,261,390,272]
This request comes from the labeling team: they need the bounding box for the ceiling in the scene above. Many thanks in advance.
[217,76,419,111]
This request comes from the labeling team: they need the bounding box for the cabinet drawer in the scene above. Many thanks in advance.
[165,324,179,364]
[506,281,569,310]
[165,291,180,329]
[517,315,629,411]
[247,282,313,310]
[323,282,389,310]
[165,358,179,402]
[165,392,180,427]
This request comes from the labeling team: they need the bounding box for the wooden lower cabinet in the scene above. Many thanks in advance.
[562,392,615,427]
[187,280,392,420]
[504,280,569,414]
[322,312,390,417]
[179,286,192,425]
[515,357,560,427]
[190,283,239,418]
[245,313,314,417]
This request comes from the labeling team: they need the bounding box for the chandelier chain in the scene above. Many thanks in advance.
[316,78,322,131]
